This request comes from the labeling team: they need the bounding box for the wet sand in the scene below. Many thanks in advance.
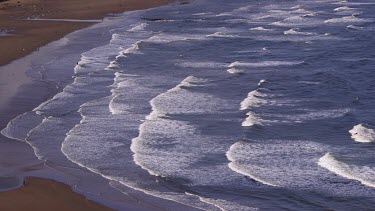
[0,177,111,211]
[0,0,174,210]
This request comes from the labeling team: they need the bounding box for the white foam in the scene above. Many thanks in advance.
[272,16,323,27]
[318,153,375,188]
[297,81,320,85]
[177,61,226,69]
[192,12,213,16]
[274,108,350,123]
[132,119,203,176]
[249,27,274,31]
[240,86,297,113]
[346,25,364,30]
[224,18,255,24]
[253,34,341,42]
[63,98,217,210]
[333,2,375,5]
[109,73,161,115]
[216,5,254,18]
[242,111,272,127]
[349,124,375,143]
[60,71,219,210]
[226,68,244,74]
[290,5,302,9]
[227,140,326,188]
[229,61,303,68]
[146,76,229,120]
[291,9,316,16]
[240,91,348,126]
[253,10,291,20]
[130,116,250,210]
[122,41,143,55]
[130,75,241,188]
[334,6,355,11]
[258,79,268,86]
[255,6,313,20]
[284,28,317,36]
[207,32,239,38]
[33,75,113,116]
[234,5,253,12]
[128,23,148,32]
[110,34,137,46]
[148,33,207,43]
[227,145,277,186]
[216,12,233,17]
[240,90,267,110]
[325,16,372,24]
[189,193,258,211]
[1,112,44,142]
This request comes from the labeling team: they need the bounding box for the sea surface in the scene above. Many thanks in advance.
[2,0,375,210]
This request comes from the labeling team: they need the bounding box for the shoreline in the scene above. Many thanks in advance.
[0,0,180,210]
[0,177,111,211]
[0,0,175,66]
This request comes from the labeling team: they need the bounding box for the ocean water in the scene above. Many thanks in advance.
[2,0,375,210]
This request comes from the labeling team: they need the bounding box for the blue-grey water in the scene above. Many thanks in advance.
[2,0,375,210]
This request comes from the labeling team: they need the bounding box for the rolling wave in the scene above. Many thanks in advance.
[229,61,303,68]
[240,89,268,110]
[325,16,372,24]
[283,28,317,36]
[226,140,328,188]
[319,153,375,188]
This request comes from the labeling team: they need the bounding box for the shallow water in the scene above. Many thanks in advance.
[2,0,375,210]
[0,29,12,37]
[0,176,22,191]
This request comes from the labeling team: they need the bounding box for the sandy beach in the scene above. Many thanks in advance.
[0,177,111,211]
[0,0,173,210]
[0,0,174,66]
